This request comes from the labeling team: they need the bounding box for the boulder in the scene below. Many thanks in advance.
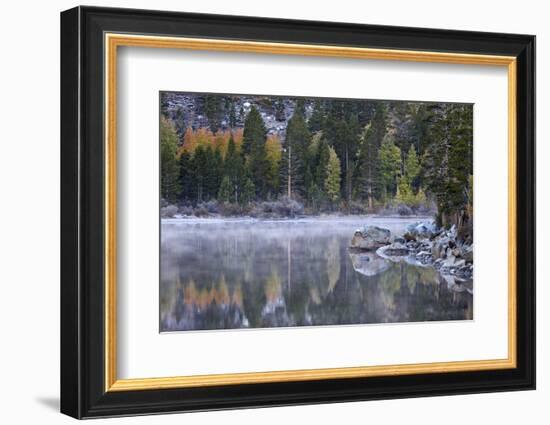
[404,221,439,241]
[350,226,391,250]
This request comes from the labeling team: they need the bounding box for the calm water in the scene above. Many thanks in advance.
[160,217,473,332]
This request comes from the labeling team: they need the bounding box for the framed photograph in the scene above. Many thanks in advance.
[60,6,535,419]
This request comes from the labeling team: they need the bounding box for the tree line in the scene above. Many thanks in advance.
[161,97,473,228]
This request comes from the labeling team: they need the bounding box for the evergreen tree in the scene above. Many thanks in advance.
[218,176,232,203]
[265,135,282,198]
[204,95,221,132]
[387,101,414,164]
[203,146,216,199]
[280,110,311,198]
[160,117,180,202]
[204,146,223,199]
[191,145,208,203]
[242,106,265,155]
[342,114,361,203]
[228,98,237,127]
[308,99,325,133]
[396,175,414,205]
[378,134,402,200]
[405,144,421,183]
[178,150,192,201]
[409,103,431,156]
[294,98,306,115]
[356,104,387,208]
[242,106,269,197]
[224,136,244,203]
[394,144,422,205]
[315,138,331,190]
[423,104,473,228]
[241,178,256,205]
[325,146,342,206]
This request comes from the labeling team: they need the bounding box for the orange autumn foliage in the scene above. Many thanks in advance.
[178,127,245,158]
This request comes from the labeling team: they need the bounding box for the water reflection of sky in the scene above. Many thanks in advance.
[160,217,473,332]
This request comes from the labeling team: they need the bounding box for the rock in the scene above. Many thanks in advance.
[454,259,466,268]
[404,232,417,242]
[381,242,409,257]
[405,221,439,240]
[348,251,390,277]
[462,245,474,263]
[449,224,457,239]
[443,255,456,267]
[350,226,391,250]
[392,236,406,244]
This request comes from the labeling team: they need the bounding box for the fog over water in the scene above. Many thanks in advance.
[160,216,472,332]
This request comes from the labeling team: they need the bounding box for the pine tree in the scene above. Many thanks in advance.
[191,145,208,203]
[356,104,387,208]
[315,138,330,190]
[178,150,192,201]
[294,98,306,115]
[241,178,256,205]
[409,103,431,156]
[242,106,265,155]
[265,135,282,198]
[242,106,269,197]
[396,174,414,205]
[387,101,414,164]
[423,104,473,228]
[203,146,216,199]
[405,144,421,183]
[342,114,361,203]
[218,176,232,203]
[378,134,402,200]
[280,110,311,198]
[224,136,244,203]
[228,98,237,128]
[160,117,180,202]
[204,95,221,132]
[207,146,223,199]
[308,99,325,133]
[325,146,341,206]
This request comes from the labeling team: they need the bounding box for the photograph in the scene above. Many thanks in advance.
[57,4,536,419]
[159,92,474,332]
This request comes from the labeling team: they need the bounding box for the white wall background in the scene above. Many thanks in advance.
[0,0,545,423]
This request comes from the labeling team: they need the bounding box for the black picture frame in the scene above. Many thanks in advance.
[61,5,535,419]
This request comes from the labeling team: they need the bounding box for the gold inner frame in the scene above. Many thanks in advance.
[104,33,517,392]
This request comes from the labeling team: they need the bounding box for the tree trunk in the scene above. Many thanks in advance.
[287,145,292,199]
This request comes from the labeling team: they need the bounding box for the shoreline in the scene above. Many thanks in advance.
[161,214,434,223]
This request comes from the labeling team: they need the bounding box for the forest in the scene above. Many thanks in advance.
[160,93,473,231]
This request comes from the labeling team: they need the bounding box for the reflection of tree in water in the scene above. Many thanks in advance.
[160,221,473,332]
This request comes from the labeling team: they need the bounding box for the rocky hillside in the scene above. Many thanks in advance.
[161,92,315,140]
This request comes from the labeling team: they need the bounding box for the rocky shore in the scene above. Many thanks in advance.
[350,221,473,284]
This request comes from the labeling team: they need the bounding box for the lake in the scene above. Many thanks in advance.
[160,216,473,332]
